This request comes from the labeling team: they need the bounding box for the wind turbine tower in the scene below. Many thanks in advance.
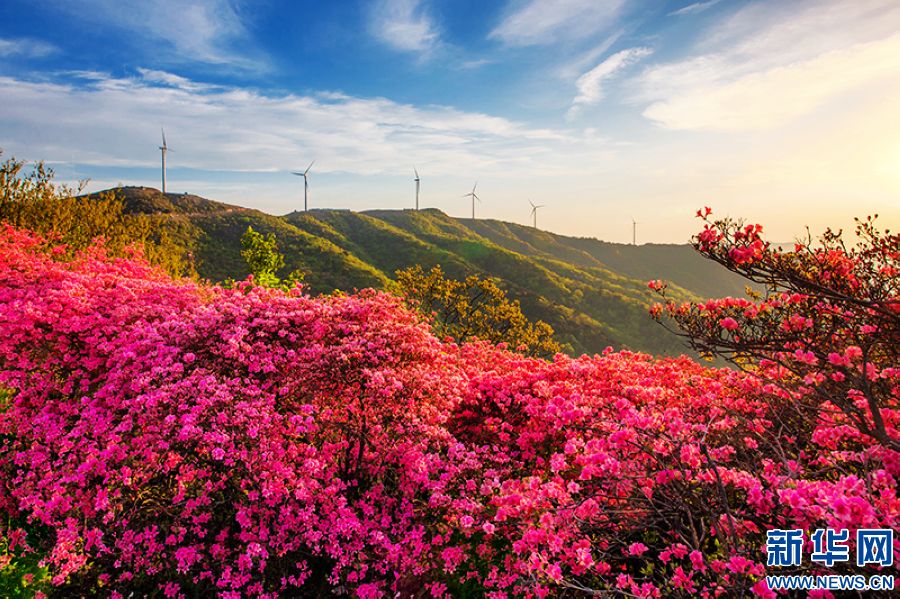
[632,217,638,245]
[292,161,315,212]
[463,182,480,219]
[414,168,420,210]
[529,200,545,229]
[159,129,170,193]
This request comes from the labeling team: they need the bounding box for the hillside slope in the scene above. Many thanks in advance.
[97,187,389,292]
[464,219,752,299]
[95,187,749,356]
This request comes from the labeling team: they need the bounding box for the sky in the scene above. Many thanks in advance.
[1,0,899,244]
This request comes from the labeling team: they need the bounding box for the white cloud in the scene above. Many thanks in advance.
[457,58,493,70]
[0,70,607,178]
[369,0,440,54]
[135,68,219,92]
[0,37,57,58]
[490,0,626,47]
[643,34,900,130]
[556,31,624,80]
[60,70,111,81]
[668,0,721,17]
[52,0,261,69]
[637,0,900,131]
[568,46,650,117]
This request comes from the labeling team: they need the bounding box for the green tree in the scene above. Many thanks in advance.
[395,264,561,358]
[240,226,304,290]
[0,150,194,277]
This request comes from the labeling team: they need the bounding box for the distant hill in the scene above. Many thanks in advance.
[88,186,752,356]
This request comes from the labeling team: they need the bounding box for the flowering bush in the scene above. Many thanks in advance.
[652,210,899,451]
[0,223,897,597]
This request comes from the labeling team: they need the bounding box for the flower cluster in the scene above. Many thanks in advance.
[0,224,897,597]
[652,212,899,452]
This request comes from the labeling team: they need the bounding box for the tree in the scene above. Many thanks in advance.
[240,225,304,290]
[0,150,194,277]
[395,264,561,358]
[651,209,899,450]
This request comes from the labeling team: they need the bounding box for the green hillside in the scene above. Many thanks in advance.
[464,219,752,299]
[94,187,750,357]
[98,187,388,292]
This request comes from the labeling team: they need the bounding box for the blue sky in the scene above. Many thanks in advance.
[1,0,899,242]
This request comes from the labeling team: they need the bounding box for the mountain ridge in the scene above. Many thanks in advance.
[88,186,751,356]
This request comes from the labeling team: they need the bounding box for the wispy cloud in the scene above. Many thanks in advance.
[135,68,219,92]
[643,35,900,130]
[637,0,900,131]
[568,47,651,118]
[0,37,58,58]
[556,31,624,80]
[59,70,110,82]
[489,0,626,47]
[52,0,262,69]
[457,58,493,70]
[668,0,722,17]
[369,0,440,54]
[0,69,607,178]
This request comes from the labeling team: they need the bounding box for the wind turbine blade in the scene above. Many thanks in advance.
[305,160,315,175]
[414,167,419,179]
[292,172,305,176]
[161,128,166,148]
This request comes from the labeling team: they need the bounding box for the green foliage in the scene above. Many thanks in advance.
[0,525,49,599]
[240,226,304,290]
[241,225,285,286]
[0,151,194,277]
[1,388,48,598]
[396,264,561,358]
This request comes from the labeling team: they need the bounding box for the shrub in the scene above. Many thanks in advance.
[651,210,899,451]
[396,264,561,359]
[239,226,305,291]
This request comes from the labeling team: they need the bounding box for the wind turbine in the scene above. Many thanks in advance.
[529,200,545,229]
[632,217,638,245]
[414,167,420,211]
[159,128,171,193]
[462,182,480,219]
[292,161,315,212]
